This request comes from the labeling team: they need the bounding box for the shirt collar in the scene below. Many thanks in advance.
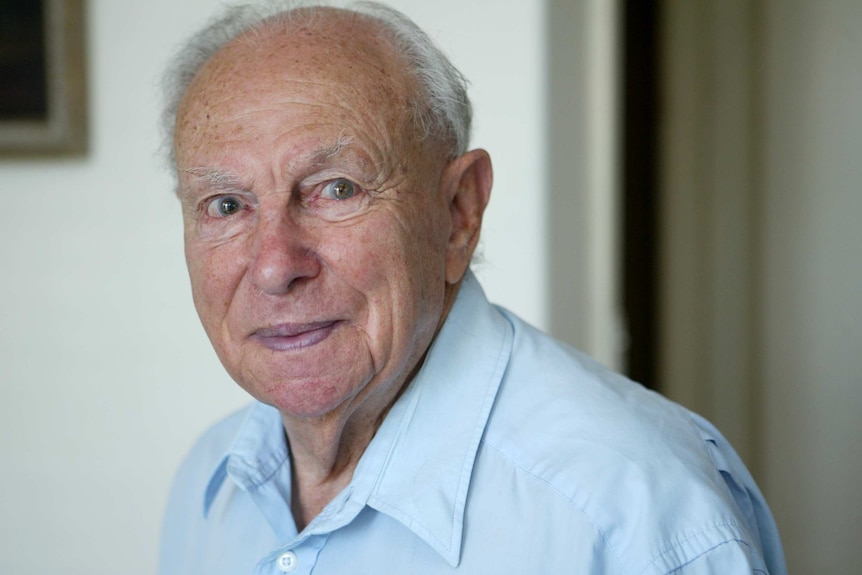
[361,272,513,565]
[203,401,288,517]
[199,272,513,566]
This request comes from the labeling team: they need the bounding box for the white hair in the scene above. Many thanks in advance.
[161,0,472,167]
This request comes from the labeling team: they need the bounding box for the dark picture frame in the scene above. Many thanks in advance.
[0,0,87,155]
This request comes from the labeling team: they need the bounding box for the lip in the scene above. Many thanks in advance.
[251,321,340,351]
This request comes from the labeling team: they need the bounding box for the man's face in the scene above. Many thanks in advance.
[174,19,457,420]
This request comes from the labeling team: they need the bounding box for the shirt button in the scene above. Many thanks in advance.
[276,551,298,572]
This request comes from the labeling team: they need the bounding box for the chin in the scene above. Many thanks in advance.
[236,362,372,420]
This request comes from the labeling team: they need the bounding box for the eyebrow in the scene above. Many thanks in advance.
[290,132,356,172]
[182,167,242,188]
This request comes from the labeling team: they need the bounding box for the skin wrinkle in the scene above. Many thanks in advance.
[174,8,491,530]
[182,128,395,203]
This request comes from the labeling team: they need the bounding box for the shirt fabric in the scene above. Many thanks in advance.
[159,273,787,574]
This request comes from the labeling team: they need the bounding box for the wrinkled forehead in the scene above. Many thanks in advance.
[176,10,416,139]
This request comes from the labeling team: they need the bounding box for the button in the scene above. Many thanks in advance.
[276,551,298,572]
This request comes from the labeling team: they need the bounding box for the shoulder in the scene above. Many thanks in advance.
[478,308,774,573]
[485,309,711,479]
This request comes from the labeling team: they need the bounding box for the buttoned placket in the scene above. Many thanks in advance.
[256,533,329,575]
[254,483,370,575]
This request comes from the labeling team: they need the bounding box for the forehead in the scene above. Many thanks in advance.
[175,11,415,147]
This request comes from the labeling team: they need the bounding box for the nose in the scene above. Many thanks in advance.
[249,210,321,295]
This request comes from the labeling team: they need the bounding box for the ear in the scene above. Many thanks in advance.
[441,149,493,284]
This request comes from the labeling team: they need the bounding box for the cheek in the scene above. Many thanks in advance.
[324,223,400,282]
[363,207,448,310]
[185,240,243,327]
[400,205,450,283]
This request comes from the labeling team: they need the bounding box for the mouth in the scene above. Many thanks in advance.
[251,321,340,351]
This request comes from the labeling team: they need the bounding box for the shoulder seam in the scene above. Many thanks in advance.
[647,536,760,575]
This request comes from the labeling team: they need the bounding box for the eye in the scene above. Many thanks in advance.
[206,195,243,217]
[321,179,358,201]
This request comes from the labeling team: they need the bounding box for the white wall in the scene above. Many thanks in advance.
[0,1,546,573]
[546,0,624,370]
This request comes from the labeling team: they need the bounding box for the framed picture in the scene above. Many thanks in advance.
[0,0,87,155]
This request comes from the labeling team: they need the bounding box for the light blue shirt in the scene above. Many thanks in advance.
[160,273,787,574]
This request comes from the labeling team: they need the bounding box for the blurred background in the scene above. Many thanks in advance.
[1,0,859,573]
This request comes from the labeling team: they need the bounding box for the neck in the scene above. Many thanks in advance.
[285,419,369,530]
[281,376,407,531]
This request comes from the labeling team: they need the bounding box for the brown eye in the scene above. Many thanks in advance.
[322,179,357,201]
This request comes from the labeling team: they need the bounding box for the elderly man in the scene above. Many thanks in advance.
[159,2,786,574]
